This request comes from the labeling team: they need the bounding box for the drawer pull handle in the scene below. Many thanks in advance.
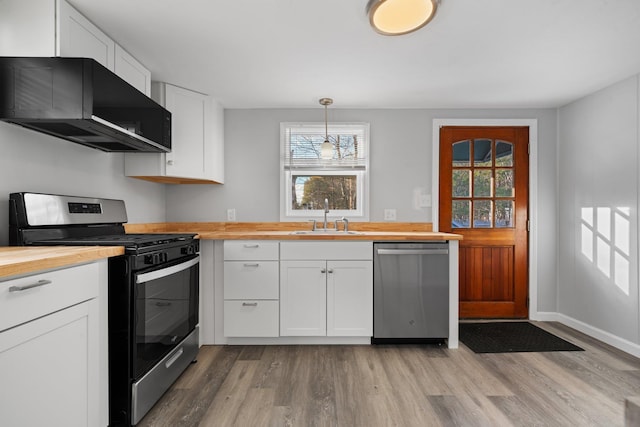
[242,302,258,307]
[243,263,260,267]
[155,301,172,307]
[243,244,260,248]
[165,347,184,368]
[9,279,52,292]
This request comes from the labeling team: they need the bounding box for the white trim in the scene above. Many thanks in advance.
[225,336,371,345]
[432,118,539,319]
[448,240,459,348]
[280,122,370,222]
[538,312,640,358]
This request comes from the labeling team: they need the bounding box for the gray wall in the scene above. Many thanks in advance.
[558,74,640,344]
[165,107,559,313]
[0,121,166,245]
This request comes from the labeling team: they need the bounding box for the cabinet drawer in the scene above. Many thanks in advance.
[224,241,279,261]
[224,261,279,299]
[0,262,99,332]
[224,300,279,337]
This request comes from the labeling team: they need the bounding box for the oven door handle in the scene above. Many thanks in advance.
[136,256,200,284]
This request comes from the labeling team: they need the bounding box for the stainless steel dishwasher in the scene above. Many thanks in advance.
[373,242,449,343]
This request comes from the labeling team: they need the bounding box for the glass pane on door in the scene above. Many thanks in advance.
[495,200,515,228]
[496,141,513,166]
[452,140,471,167]
[495,169,514,197]
[473,170,492,197]
[452,170,471,197]
[473,200,493,228]
[474,139,492,167]
[452,200,471,228]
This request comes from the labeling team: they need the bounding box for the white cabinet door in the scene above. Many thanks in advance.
[0,0,57,56]
[326,260,373,336]
[126,82,225,184]
[57,0,115,70]
[0,299,99,427]
[114,44,151,96]
[164,84,208,179]
[280,260,327,336]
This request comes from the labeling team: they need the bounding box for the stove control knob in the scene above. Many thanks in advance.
[144,254,161,265]
[181,246,195,255]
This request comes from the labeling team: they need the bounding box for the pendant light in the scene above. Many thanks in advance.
[319,97,333,160]
[366,0,438,36]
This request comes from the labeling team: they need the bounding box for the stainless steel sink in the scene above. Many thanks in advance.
[289,230,364,235]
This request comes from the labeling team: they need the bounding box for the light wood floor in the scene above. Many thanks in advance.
[138,322,640,426]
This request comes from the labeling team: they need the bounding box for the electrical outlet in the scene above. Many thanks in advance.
[384,209,396,221]
[227,208,236,221]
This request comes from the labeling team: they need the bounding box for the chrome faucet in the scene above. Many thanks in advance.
[323,198,329,230]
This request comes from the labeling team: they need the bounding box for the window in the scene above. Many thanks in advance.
[280,122,369,220]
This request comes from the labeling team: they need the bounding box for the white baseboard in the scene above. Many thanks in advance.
[531,311,559,322]
[533,311,640,358]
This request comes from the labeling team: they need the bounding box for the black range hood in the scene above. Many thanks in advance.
[0,57,171,152]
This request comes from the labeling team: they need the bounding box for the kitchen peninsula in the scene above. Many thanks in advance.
[126,222,462,349]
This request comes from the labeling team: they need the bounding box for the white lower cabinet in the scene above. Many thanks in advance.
[280,260,327,336]
[224,300,279,337]
[326,260,373,336]
[221,240,373,340]
[223,241,279,337]
[280,242,373,337]
[0,262,104,427]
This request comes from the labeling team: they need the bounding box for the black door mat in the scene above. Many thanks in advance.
[459,322,584,353]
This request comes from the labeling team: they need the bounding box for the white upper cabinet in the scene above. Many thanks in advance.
[0,0,150,94]
[125,82,225,184]
[57,0,115,70]
[0,0,57,56]
[114,44,151,96]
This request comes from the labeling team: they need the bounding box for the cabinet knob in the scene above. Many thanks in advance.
[167,160,174,165]
[327,269,334,274]
[321,268,326,274]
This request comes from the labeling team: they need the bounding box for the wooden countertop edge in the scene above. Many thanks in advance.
[125,221,437,233]
[0,246,124,279]
[195,231,462,241]
[125,222,461,240]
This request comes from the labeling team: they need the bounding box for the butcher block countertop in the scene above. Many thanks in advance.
[125,222,463,241]
[0,246,124,279]
[0,223,459,279]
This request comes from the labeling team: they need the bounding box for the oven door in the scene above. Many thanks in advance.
[133,255,199,379]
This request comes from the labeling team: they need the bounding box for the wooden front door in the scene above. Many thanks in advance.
[439,126,529,318]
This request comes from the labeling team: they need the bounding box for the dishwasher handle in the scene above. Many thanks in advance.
[376,248,448,256]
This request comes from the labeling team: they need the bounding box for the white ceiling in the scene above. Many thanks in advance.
[70,0,640,109]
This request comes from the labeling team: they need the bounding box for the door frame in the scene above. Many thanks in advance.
[432,119,539,319]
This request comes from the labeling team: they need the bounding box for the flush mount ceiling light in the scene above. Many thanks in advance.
[366,0,438,36]
[319,97,333,160]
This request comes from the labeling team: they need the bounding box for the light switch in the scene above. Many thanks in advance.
[419,194,432,207]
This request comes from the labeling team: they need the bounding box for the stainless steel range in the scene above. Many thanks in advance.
[9,192,200,427]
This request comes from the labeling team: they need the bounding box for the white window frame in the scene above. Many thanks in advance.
[280,122,370,222]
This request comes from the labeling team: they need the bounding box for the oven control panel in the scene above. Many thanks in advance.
[138,241,199,267]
